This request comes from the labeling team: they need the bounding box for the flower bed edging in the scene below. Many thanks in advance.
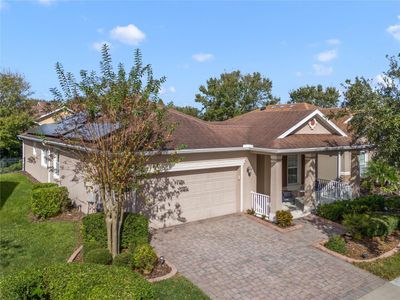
[314,239,400,263]
[244,214,303,233]
[67,245,83,263]
[147,260,177,283]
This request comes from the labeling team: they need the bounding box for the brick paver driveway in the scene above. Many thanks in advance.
[152,214,385,300]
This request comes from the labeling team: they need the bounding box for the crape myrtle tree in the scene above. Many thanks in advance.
[51,45,178,257]
[342,53,400,169]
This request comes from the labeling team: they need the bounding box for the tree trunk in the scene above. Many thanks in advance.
[105,215,113,253]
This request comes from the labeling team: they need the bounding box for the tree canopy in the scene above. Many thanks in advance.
[195,70,280,121]
[343,53,400,169]
[167,102,202,118]
[288,84,340,108]
[0,71,34,157]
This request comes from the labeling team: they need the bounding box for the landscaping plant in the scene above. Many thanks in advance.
[31,186,69,219]
[275,210,293,227]
[325,235,347,254]
[85,248,113,265]
[132,244,158,275]
[113,252,133,268]
[51,45,178,257]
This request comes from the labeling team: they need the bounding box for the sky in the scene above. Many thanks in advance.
[1,0,399,108]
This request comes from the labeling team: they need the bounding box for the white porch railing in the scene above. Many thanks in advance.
[251,191,270,219]
[316,179,352,205]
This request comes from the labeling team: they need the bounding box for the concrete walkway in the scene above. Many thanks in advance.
[358,282,400,300]
[152,214,385,300]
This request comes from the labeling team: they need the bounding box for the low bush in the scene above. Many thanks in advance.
[82,212,149,250]
[246,209,255,215]
[83,240,105,261]
[85,248,113,265]
[325,235,347,254]
[31,186,69,219]
[384,197,400,213]
[0,263,155,300]
[32,182,58,191]
[275,210,293,227]
[343,214,400,239]
[113,252,133,268]
[132,244,158,275]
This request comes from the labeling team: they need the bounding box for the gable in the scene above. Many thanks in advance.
[293,117,334,135]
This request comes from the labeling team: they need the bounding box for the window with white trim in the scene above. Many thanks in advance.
[40,149,49,168]
[287,155,298,184]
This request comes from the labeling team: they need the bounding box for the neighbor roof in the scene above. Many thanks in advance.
[20,103,363,152]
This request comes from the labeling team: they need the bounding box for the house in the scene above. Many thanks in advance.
[31,101,74,125]
[19,103,369,228]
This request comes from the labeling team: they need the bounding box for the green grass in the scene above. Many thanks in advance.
[355,252,400,280]
[154,275,210,299]
[0,173,80,276]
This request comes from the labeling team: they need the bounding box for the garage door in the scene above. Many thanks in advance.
[166,167,240,225]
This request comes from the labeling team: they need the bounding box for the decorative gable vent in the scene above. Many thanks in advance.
[308,118,317,130]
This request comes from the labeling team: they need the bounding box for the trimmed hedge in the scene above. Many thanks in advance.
[32,182,58,191]
[0,263,155,300]
[31,186,69,219]
[132,244,158,275]
[316,195,392,222]
[113,252,133,268]
[343,214,400,239]
[82,212,149,250]
[85,248,113,265]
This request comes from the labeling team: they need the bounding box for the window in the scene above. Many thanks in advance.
[53,152,60,179]
[359,151,368,177]
[287,155,298,184]
[40,149,49,168]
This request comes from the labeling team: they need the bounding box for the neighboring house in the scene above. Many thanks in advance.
[35,106,74,125]
[19,103,369,228]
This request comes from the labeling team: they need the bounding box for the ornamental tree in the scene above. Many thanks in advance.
[51,45,178,257]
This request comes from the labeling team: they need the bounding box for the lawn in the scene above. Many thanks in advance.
[0,173,80,276]
[154,275,209,299]
[355,252,400,281]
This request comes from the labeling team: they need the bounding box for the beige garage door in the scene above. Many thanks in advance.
[168,167,240,224]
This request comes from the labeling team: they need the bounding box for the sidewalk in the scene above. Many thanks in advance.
[358,278,400,300]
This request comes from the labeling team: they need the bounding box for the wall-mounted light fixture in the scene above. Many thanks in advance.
[246,166,252,177]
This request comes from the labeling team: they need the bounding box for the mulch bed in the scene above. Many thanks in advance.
[145,260,172,279]
[29,208,84,222]
[341,232,400,259]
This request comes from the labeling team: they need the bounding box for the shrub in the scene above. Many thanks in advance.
[132,244,157,274]
[343,214,400,239]
[85,248,113,265]
[82,212,149,250]
[384,197,400,213]
[83,240,105,261]
[246,209,255,215]
[121,213,149,249]
[32,182,58,191]
[113,252,133,268]
[31,186,69,219]
[275,210,293,227]
[325,235,347,254]
[0,263,155,300]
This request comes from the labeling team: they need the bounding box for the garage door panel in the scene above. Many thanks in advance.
[150,167,239,227]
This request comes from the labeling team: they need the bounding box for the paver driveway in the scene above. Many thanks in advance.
[152,214,385,300]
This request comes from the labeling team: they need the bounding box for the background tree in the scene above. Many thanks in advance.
[342,53,400,169]
[51,46,177,257]
[0,71,34,157]
[167,102,202,118]
[288,84,340,108]
[195,70,280,121]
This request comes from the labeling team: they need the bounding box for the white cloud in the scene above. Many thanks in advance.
[374,74,393,87]
[326,38,341,45]
[313,64,333,76]
[92,41,111,52]
[160,86,176,95]
[192,53,214,62]
[38,0,54,5]
[387,24,400,41]
[316,49,337,62]
[110,24,146,45]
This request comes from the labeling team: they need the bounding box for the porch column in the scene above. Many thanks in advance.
[304,153,317,211]
[350,151,361,197]
[336,152,341,181]
[269,154,282,220]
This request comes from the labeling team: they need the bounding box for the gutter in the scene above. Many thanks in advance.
[18,134,371,155]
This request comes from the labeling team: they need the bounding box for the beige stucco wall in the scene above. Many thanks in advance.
[294,121,333,135]
[24,140,48,183]
[317,153,338,180]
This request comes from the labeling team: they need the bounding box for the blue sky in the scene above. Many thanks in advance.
[1,1,399,108]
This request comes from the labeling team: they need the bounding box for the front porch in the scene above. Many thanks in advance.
[251,151,361,220]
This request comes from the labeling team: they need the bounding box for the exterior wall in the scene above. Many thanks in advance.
[37,111,71,125]
[24,140,48,183]
[317,153,338,180]
[294,121,333,135]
